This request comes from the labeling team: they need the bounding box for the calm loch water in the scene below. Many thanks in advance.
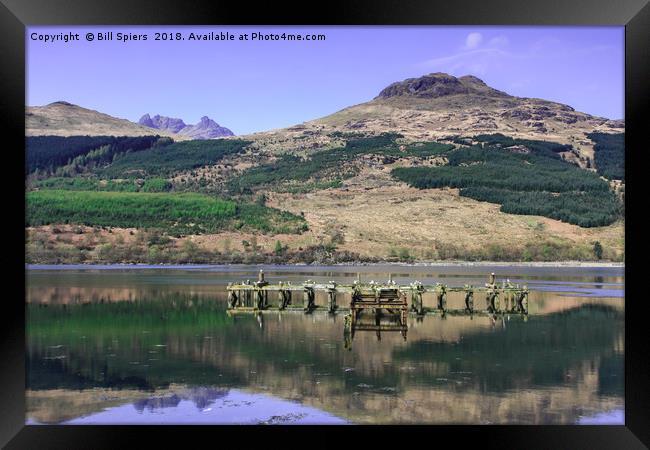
[26,264,624,425]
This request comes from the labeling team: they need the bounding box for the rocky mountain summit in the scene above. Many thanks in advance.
[138,114,187,134]
[139,114,234,139]
[376,73,509,99]
[246,72,623,166]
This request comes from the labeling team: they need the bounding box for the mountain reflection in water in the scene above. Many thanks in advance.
[27,388,347,425]
[26,265,624,424]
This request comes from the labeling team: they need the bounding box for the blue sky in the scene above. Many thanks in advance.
[27,26,624,135]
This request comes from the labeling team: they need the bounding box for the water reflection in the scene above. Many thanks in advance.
[344,312,408,350]
[26,266,624,425]
[27,388,348,425]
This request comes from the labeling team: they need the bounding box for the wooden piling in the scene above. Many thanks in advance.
[328,284,337,313]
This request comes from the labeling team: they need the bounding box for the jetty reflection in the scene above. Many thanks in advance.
[26,266,624,425]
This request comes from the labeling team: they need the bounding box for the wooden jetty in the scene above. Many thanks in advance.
[225,271,530,321]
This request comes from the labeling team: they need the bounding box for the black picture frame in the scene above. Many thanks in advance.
[2,0,648,447]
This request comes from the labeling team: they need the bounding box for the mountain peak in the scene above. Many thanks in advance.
[139,113,234,139]
[197,116,218,127]
[138,114,187,134]
[375,72,508,100]
[48,100,75,107]
[138,113,154,128]
[178,115,233,138]
[458,75,487,86]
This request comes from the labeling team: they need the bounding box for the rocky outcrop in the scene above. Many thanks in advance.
[376,72,509,100]
[177,116,234,139]
[139,114,234,139]
[138,114,187,134]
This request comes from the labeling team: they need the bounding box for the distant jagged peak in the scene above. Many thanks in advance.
[139,113,234,138]
[138,113,187,134]
[375,72,510,100]
[178,115,234,138]
[195,116,221,128]
[138,113,154,127]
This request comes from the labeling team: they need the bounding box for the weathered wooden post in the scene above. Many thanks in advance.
[400,291,408,326]
[435,283,447,312]
[351,282,361,322]
[518,286,529,314]
[410,290,424,315]
[277,282,285,310]
[253,270,269,310]
[503,279,514,312]
[506,280,520,312]
[277,282,292,310]
[410,281,424,315]
[464,285,474,313]
[485,291,493,312]
[372,281,380,316]
[255,289,264,310]
[227,283,237,309]
[245,280,252,307]
[327,282,337,313]
[486,273,498,313]
[304,286,315,311]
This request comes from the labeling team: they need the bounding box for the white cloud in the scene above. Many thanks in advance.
[488,35,509,47]
[417,33,618,83]
[464,32,483,49]
[418,47,513,76]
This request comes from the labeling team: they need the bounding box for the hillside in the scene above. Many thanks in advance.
[26,101,186,139]
[25,73,625,264]
[243,73,624,168]
[26,102,235,140]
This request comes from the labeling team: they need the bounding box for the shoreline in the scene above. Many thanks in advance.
[26,261,625,270]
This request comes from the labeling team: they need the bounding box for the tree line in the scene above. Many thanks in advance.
[588,132,624,180]
[26,135,167,175]
[100,139,251,178]
[391,143,621,227]
[228,133,453,193]
[26,190,307,235]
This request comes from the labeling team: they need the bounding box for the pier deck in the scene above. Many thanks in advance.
[226,271,529,318]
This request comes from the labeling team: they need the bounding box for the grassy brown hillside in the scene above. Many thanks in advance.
[25,74,624,263]
[26,101,185,139]
[243,73,623,169]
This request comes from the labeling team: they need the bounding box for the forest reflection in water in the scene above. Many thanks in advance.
[26,265,624,424]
